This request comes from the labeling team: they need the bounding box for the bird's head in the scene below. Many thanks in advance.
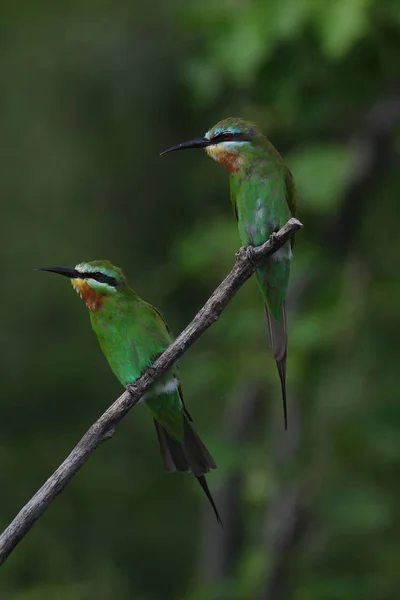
[161,117,263,173]
[37,260,127,312]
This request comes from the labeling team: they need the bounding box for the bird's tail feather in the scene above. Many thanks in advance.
[265,302,288,430]
[154,417,221,524]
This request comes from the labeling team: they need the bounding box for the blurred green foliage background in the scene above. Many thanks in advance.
[1,0,399,598]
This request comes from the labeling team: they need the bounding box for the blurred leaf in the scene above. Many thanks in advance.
[314,0,371,58]
[288,144,351,212]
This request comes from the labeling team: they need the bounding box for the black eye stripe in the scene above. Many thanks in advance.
[211,132,247,143]
[80,272,117,286]
[92,272,117,286]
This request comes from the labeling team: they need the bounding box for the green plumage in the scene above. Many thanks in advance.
[161,117,298,429]
[39,260,220,523]
[228,130,295,308]
[89,281,184,440]
[210,118,297,428]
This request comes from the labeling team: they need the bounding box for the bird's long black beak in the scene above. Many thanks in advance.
[160,138,210,155]
[36,266,81,279]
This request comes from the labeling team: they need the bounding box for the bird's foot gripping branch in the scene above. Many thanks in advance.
[235,245,257,270]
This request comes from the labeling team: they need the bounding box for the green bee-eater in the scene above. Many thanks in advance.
[162,118,298,429]
[38,261,221,523]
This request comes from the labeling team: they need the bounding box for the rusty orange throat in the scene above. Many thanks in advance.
[71,279,104,312]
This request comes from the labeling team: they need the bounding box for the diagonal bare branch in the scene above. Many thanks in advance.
[0,218,302,566]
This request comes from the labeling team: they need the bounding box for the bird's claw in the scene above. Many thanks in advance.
[269,232,278,244]
[236,245,257,269]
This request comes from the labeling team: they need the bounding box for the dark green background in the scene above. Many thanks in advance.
[1,1,399,598]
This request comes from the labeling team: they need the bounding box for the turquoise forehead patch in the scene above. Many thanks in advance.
[206,126,242,137]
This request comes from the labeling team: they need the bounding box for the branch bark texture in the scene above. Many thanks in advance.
[0,218,302,566]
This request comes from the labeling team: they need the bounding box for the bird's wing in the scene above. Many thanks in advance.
[230,189,239,221]
[150,303,192,420]
[151,303,173,338]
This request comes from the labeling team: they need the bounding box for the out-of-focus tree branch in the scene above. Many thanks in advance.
[260,483,309,600]
[327,93,400,256]
[198,382,266,581]
[0,218,302,567]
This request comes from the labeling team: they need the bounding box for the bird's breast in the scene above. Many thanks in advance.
[206,145,243,173]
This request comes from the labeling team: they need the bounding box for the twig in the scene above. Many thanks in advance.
[0,218,302,566]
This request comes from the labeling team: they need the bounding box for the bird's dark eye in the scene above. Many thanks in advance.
[211,130,244,144]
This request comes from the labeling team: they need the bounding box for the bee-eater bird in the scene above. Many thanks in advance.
[161,118,298,429]
[38,260,221,523]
